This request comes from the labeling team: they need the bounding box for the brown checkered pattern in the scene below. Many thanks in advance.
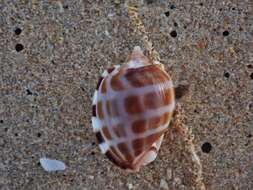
[92,62,175,172]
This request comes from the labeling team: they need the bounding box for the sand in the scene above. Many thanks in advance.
[0,0,253,189]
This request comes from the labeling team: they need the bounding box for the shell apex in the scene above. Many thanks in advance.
[124,46,151,69]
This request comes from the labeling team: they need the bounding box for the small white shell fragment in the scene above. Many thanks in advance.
[57,1,64,13]
[39,158,66,172]
[173,177,182,186]
[88,175,94,180]
[153,60,160,65]
[127,183,133,190]
[160,179,169,189]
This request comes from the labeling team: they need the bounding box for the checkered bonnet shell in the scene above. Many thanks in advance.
[92,47,175,172]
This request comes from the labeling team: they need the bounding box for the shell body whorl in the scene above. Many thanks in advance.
[92,47,175,172]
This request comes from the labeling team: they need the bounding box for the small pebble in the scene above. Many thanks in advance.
[170,5,175,9]
[127,183,133,190]
[166,168,172,180]
[88,175,94,180]
[160,179,169,189]
[173,177,182,185]
[114,0,120,4]
[57,1,64,13]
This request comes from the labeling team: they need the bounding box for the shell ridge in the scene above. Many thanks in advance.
[121,72,144,160]
[99,102,174,127]
[105,122,169,146]
[94,67,122,162]
[97,80,173,102]
[104,73,132,162]
[113,77,136,162]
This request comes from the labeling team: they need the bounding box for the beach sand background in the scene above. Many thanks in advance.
[0,0,253,189]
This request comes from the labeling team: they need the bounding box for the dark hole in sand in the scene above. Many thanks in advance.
[201,142,212,153]
[15,43,24,52]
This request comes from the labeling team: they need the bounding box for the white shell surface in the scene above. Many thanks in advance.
[39,158,66,172]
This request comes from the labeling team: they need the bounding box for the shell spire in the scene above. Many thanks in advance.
[124,46,150,69]
[92,47,175,172]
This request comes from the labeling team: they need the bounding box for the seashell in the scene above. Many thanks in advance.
[92,46,175,172]
[39,158,66,172]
